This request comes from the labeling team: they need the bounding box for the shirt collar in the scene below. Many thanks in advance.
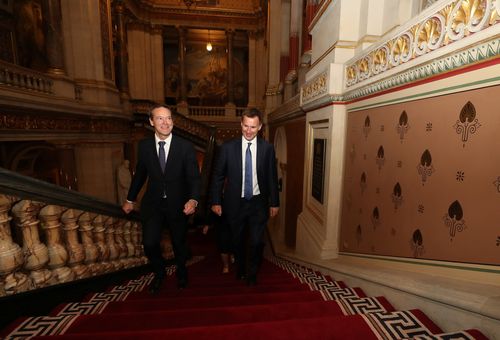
[242,136,257,144]
[155,133,172,145]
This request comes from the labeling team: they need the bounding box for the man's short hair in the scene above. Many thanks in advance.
[149,104,171,119]
[242,108,262,123]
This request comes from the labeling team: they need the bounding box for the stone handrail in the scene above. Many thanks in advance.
[0,167,147,297]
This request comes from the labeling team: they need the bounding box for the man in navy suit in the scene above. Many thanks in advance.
[210,108,279,285]
[122,105,200,293]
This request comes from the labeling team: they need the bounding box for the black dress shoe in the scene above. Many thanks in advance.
[246,275,257,286]
[149,276,163,294]
[177,277,188,289]
[236,269,246,280]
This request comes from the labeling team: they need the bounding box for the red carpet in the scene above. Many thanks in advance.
[1,229,489,339]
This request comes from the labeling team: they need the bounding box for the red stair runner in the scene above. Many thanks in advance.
[1,230,489,339]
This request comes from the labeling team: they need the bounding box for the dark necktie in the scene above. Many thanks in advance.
[244,142,253,200]
[158,141,166,173]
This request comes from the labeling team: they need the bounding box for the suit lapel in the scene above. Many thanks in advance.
[235,138,243,182]
[256,137,264,179]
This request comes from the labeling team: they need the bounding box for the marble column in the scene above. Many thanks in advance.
[113,0,130,94]
[42,0,65,74]
[178,27,188,108]
[284,0,302,100]
[302,0,316,53]
[266,0,284,111]
[225,29,235,106]
[247,31,257,107]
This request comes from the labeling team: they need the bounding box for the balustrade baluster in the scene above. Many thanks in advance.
[78,212,100,276]
[0,195,29,295]
[92,214,113,273]
[61,209,89,279]
[12,200,54,288]
[39,205,75,283]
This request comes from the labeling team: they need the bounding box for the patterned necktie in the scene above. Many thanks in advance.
[244,142,253,200]
[158,141,166,173]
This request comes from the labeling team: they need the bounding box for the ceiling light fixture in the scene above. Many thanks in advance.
[206,29,212,51]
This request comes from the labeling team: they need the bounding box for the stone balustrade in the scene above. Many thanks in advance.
[0,61,53,94]
[0,194,147,297]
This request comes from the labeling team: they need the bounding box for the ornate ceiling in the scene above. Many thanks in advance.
[122,0,267,31]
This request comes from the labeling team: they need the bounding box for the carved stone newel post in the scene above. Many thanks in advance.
[12,200,53,288]
[39,205,75,283]
[61,209,89,279]
[78,212,100,275]
[0,195,29,295]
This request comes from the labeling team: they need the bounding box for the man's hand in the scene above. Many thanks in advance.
[270,207,279,218]
[122,201,134,214]
[211,205,222,216]
[183,199,197,215]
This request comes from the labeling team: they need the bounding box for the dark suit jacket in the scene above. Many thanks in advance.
[210,137,279,222]
[127,134,201,219]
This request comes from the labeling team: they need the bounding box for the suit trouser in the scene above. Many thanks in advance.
[142,200,188,280]
[228,195,267,278]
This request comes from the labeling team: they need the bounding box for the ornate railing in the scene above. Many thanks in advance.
[189,106,226,116]
[0,60,53,94]
[0,167,147,297]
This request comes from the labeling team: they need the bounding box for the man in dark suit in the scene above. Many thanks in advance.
[122,105,200,293]
[210,108,279,286]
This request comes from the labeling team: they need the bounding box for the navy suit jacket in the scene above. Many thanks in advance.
[127,134,201,219]
[210,136,279,222]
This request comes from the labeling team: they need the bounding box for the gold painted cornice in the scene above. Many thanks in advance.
[301,70,328,105]
[345,0,500,88]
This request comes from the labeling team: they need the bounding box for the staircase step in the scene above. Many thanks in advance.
[64,300,354,333]
[102,290,324,313]
[31,309,443,340]
[127,283,311,299]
